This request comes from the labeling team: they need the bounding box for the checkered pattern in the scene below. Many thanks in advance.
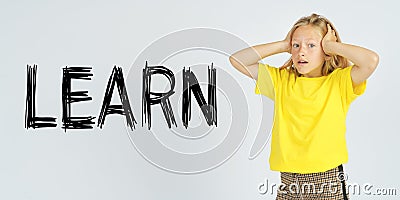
[276,165,349,200]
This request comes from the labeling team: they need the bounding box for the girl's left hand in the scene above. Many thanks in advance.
[322,24,337,55]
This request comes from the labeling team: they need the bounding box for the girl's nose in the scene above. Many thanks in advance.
[299,46,306,56]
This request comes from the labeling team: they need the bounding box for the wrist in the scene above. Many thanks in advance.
[279,40,291,53]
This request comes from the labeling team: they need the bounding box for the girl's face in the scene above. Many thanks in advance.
[291,24,326,77]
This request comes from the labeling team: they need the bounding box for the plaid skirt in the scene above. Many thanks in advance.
[276,165,349,200]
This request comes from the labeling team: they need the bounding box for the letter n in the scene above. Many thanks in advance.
[182,63,217,128]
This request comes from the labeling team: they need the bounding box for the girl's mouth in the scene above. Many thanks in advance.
[298,60,308,64]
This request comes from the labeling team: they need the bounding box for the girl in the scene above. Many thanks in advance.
[229,13,379,200]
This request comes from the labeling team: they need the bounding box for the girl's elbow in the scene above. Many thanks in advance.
[229,55,237,67]
[369,52,379,71]
[229,55,242,70]
[364,51,379,72]
[229,55,235,63]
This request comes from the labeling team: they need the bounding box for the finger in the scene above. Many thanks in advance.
[329,25,336,38]
[327,24,332,32]
[329,25,336,36]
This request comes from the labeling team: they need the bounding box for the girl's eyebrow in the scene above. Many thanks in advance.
[292,38,319,42]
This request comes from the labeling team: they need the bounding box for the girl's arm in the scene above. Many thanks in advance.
[229,34,291,80]
[322,24,379,86]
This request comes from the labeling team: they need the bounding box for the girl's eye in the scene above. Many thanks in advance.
[292,44,299,48]
[308,44,315,48]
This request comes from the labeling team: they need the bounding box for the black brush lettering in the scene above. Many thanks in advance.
[98,66,136,130]
[25,64,57,129]
[182,63,217,128]
[142,61,177,129]
[61,66,95,130]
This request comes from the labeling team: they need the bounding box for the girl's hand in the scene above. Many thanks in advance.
[282,28,293,53]
[322,24,337,55]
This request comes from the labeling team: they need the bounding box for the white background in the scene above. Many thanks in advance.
[0,0,398,199]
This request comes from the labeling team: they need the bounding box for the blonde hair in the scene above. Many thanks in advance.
[281,13,349,76]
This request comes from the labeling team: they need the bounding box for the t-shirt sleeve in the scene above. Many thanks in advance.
[255,63,279,100]
[337,65,367,105]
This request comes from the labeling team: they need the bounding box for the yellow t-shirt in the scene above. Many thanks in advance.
[255,63,366,173]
